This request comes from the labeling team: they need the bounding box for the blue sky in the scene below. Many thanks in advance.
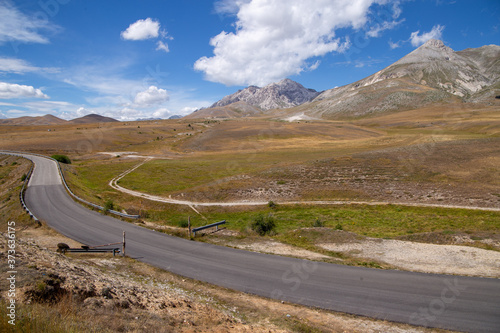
[0,0,498,120]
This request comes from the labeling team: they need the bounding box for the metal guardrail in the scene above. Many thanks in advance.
[0,150,140,220]
[53,159,140,219]
[19,159,38,222]
[0,151,39,221]
[62,247,121,256]
[192,220,226,236]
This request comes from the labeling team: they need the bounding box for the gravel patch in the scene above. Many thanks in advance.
[320,239,500,278]
[229,240,330,260]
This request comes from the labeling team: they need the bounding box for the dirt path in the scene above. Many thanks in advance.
[109,159,500,212]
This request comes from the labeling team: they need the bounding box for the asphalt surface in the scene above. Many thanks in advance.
[8,153,500,332]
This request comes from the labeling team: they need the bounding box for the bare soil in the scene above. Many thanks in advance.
[0,231,443,333]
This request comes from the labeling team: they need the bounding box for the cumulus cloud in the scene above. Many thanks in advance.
[0,82,49,99]
[214,0,251,15]
[195,0,393,86]
[121,18,160,40]
[134,86,169,106]
[152,107,172,118]
[0,1,60,45]
[410,24,445,47]
[121,18,173,52]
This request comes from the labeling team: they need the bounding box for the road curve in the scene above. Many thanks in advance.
[8,152,500,333]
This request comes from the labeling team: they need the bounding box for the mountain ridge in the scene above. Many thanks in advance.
[187,39,499,120]
[0,113,120,126]
[300,39,500,119]
[211,78,320,111]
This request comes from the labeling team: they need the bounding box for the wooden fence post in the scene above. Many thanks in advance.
[122,231,126,257]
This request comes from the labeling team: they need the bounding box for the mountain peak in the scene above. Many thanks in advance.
[422,39,446,49]
[395,39,455,65]
[210,79,319,110]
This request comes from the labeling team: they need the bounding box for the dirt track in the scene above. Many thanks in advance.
[109,158,500,212]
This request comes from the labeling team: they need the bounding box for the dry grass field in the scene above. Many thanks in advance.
[1,103,499,331]
[1,157,442,333]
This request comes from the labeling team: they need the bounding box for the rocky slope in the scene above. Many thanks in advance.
[184,101,263,119]
[302,39,500,119]
[211,78,320,111]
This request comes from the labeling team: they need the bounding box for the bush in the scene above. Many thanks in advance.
[21,174,27,182]
[335,222,343,230]
[251,214,276,236]
[103,199,114,212]
[178,220,189,228]
[313,218,324,227]
[51,154,71,164]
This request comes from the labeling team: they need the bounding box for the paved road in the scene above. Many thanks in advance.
[9,153,500,333]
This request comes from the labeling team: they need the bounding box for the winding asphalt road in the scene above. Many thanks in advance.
[7,152,500,332]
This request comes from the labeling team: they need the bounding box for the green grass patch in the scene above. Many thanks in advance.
[145,203,500,239]
[62,159,138,205]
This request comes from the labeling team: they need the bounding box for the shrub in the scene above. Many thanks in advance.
[21,174,27,182]
[335,222,343,231]
[313,218,324,227]
[51,154,71,164]
[268,200,277,209]
[103,199,114,212]
[251,214,276,236]
[178,220,189,228]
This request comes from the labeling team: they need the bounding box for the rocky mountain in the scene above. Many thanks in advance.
[300,39,500,119]
[211,78,320,111]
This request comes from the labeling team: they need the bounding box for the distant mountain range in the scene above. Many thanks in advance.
[212,79,320,110]
[0,113,119,126]
[187,39,500,120]
[186,79,319,119]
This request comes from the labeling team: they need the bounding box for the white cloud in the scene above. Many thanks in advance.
[121,18,160,41]
[195,0,390,86]
[0,57,59,74]
[0,1,59,45]
[367,19,404,38]
[156,41,170,53]
[391,1,402,19]
[388,39,402,49]
[214,0,251,15]
[134,86,169,106]
[0,82,49,99]
[410,24,445,47]
[75,107,95,117]
[152,107,172,118]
